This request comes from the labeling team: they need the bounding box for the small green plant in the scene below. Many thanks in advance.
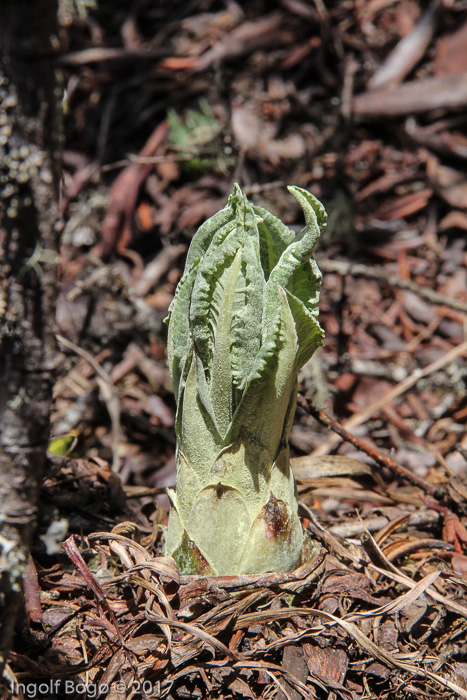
[167,100,223,173]
[165,185,326,575]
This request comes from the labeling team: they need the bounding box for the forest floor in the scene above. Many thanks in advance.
[5,1,467,698]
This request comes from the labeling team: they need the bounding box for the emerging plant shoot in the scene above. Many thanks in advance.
[165,185,326,575]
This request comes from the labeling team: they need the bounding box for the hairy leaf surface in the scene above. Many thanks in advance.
[165,185,326,574]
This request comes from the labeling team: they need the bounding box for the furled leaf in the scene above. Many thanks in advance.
[165,185,326,575]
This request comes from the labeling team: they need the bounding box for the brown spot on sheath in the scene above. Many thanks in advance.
[262,493,290,540]
[215,482,228,499]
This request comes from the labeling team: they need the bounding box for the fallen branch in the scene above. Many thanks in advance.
[297,396,439,496]
[308,339,467,457]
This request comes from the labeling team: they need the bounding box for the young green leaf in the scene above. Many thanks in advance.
[165,185,326,575]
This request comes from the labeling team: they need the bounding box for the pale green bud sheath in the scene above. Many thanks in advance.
[165,185,326,575]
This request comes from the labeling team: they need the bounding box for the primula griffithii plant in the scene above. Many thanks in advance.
[165,184,326,575]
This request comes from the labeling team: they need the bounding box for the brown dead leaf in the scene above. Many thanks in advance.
[302,643,348,688]
[405,117,467,159]
[353,73,467,117]
[232,102,305,164]
[442,512,467,554]
[321,570,380,605]
[291,454,373,480]
[439,210,467,231]
[277,644,309,700]
[368,0,439,90]
[379,188,433,219]
[451,553,467,579]
[44,455,126,511]
[349,377,394,412]
[435,20,467,77]
[229,676,258,699]
[427,156,467,209]
[137,201,153,231]
[97,121,168,259]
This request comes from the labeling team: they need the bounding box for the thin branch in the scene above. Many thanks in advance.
[309,338,467,457]
[297,396,439,497]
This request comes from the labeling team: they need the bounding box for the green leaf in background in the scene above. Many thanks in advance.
[48,431,79,457]
[167,100,224,173]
